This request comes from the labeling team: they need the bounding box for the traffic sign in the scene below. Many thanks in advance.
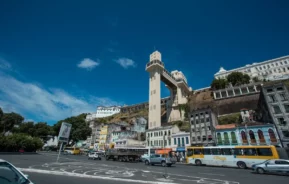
[58,122,72,143]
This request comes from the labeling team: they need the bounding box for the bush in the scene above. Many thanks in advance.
[0,134,44,152]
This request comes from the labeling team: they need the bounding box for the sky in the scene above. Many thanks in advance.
[0,0,289,124]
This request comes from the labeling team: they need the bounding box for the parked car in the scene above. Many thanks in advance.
[0,159,33,184]
[252,159,289,174]
[144,153,177,167]
[140,154,150,162]
[88,152,102,160]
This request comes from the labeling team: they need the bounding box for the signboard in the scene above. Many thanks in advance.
[58,122,72,143]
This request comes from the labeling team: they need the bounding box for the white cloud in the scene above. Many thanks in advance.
[77,58,100,70]
[0,74,121,122]
[115,58,136,69]
[0,58,12,70]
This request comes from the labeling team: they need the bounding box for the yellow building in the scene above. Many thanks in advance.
[99,125,108,150]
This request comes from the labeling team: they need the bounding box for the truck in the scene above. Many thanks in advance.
[105,147,148,162]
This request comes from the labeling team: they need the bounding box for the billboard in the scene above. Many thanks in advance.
[58,122,72,143]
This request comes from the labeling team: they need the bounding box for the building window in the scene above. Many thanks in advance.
[257,130,266,144]
[282,131,289,138]
[177,138,180,146]
[267,88,273,93]
[186,137,189,144]
[277,87,284,91]
[277,117,287,125]
[249,130,256,144]
[181,137,185,146]
[153,90,156,94]
[174,138,176,145]
[241,131,248,144]
[217,133,222,145]
[153,105,156,109]
[272,105,282,114]
[224,132,230,145]
[231,132,237,145]
[268,95,276,102]
[268,129,277,143]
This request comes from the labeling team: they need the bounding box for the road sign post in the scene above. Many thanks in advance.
[56,122,72,162]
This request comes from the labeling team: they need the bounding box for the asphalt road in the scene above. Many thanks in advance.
[1,152,288,184]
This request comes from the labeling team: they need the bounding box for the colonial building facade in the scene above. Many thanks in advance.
[86,106,121,121]
[215,55,289,81]
[215,124,281,147]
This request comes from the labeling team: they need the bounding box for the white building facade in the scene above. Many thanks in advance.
[171,132,191,152]
[86,106,121,121]
[146,125,180,149]
[215,55,289,81]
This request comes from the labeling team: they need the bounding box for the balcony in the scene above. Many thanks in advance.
[146,60,164,69]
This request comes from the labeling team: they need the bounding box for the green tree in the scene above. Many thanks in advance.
[0,134,44,152]
[34,122,55,140]
[211,78,228,90]
[0,108,3,120]
[53,113,92,144]
[227,72,250,86]
[252,76,260,83]
[0,112,24,134]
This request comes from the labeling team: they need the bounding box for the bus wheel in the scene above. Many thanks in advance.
[195,160,202,166]
[257,167,265,174]
[237,161,246,169]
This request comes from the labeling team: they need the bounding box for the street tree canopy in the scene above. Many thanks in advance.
[0,112,24,134]
[211,78,228,90]
[227,72,250,86]
[53,113,91,144]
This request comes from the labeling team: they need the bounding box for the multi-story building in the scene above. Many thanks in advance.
[171,132,191,153]
[99,125,108,150]
[214,55,289,81]
[190,108,218,145]
[146,125,179,151]
[215,123,281,147]
[86,106,121,121]
[258,80,289,147]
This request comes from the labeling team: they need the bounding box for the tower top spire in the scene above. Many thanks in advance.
[150,50,162,62]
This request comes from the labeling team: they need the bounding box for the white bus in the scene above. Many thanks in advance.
[186,145,279,169]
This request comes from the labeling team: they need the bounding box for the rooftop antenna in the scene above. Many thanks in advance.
[154,46,157,51]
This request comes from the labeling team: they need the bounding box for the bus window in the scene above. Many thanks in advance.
[256,148,273,156]
[211,149,220,155]
[193,149,203,155]
[221,148,232,155]
[204,148,211,155]
[232,148,243,155]
[187,148,193,156]
[243,148,257,156]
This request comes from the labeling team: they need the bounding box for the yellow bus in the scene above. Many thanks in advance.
[186,145,279,169]
[64,147,81,155]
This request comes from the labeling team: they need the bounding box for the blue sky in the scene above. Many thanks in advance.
[0,0,289,124]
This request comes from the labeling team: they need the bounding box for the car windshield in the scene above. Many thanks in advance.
[0,162,28,184]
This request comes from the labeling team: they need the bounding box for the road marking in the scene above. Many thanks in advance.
[199,172,225,176]
[18,168,179,184]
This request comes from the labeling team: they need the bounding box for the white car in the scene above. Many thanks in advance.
[88,152,102,160]
[0,159,33,184]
